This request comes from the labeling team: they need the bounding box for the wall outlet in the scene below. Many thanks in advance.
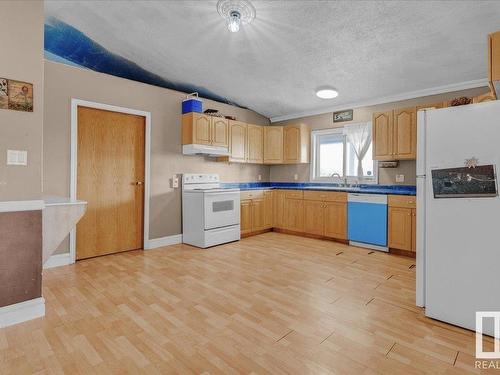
[395,174,405,183]
[294,174,298,181]
[171,174,179,188]
[257,174,262,181]
[7,150,28,166]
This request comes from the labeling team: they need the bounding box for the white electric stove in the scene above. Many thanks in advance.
[182,174,240,248]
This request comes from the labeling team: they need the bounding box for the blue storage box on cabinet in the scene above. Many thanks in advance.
[182,92,203,114]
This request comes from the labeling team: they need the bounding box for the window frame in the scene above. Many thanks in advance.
[309,123,378,184]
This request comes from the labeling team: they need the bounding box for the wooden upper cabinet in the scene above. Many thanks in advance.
[211,117,229,147]
[416,102,447,111]
[182,113,211,145]
[264,126,284,164]
[473,91,496,104]
[247,124,264,164]
[372,111,394,160]
[182,113,228,147]
[324,202,347,240]
[228,121,247,162]
[394,107,416,160]
[283,124,310,164]
[488,31,500,98]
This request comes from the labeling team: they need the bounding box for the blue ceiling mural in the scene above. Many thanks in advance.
[44,16,240,107]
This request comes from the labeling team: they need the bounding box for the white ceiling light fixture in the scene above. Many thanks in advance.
[217,0,256,33]
[316,87,339,99]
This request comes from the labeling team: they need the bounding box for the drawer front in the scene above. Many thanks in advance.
[388,194,416,208]
[240,190,264,200]
[284,190,304,199]
[303,190,347,202]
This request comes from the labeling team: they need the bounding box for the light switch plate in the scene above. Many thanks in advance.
[395,174,405,183]
[257,174,262,181]
[294,174,298,181]
[7,150,28,166]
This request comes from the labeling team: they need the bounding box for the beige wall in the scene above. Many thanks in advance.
[44,61,270,247]
[0,1,44,201]
[271,87,489,185]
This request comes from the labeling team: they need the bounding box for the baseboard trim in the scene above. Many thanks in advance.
[43,253,71,269]
[0,297,45,328]
[145,234,183,250]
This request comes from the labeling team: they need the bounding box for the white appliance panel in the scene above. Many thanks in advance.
[424,101,500,336]
[204,191,240,230]
[416,176,426,307]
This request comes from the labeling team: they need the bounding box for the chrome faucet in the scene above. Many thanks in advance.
[331,173,348,187]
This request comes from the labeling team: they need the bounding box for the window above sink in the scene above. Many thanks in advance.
[310,123,378,185]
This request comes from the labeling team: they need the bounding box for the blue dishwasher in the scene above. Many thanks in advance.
[347,193,388,251]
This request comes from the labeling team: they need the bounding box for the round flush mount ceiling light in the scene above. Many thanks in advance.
[217,0,256,33]
[316,87,339,99]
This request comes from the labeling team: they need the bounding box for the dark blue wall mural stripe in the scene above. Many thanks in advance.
[44,17,241,107]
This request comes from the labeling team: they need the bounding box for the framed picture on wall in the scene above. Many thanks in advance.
[333,109,353,123]
[7,79,33,112]
[0,78,8,109]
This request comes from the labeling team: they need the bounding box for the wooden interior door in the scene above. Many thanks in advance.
[394,107,416,160]
[76,106,145,260]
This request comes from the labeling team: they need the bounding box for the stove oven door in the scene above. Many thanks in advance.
[204,191,240,230]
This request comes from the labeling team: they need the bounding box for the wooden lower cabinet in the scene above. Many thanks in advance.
[304,200,324,236]
[284,198,304,232]
[240,190,273,235]
[324,202,347,239]
[273,190,286,229]
[264,191,273,228]
[240,200,252,235]
[388,195,417,253]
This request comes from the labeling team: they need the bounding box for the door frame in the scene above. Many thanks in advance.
[69,99,151,263]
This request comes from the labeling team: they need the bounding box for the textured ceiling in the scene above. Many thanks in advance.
[45,1,500,120]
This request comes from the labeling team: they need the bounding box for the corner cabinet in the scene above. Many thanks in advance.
[182,113,228,148]
[240,190,273,236]
[372,107,416,161]
[388,195,416,254]
[219,120,247,163]
[247,124,264,164]
[283,124,310,164]
[264,126,284,164]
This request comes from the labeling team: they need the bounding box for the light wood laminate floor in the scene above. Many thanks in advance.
[0,232,495,374]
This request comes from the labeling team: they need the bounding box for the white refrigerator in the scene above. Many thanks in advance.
[416,100,500,336]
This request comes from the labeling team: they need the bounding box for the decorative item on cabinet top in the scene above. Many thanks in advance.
[217,123,310,165]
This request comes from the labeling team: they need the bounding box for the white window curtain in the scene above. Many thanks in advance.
[343,122,372,177]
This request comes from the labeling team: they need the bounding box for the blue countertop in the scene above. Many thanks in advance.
[220,182,416,196]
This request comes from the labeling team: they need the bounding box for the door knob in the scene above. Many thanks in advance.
[134,181,144,186]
